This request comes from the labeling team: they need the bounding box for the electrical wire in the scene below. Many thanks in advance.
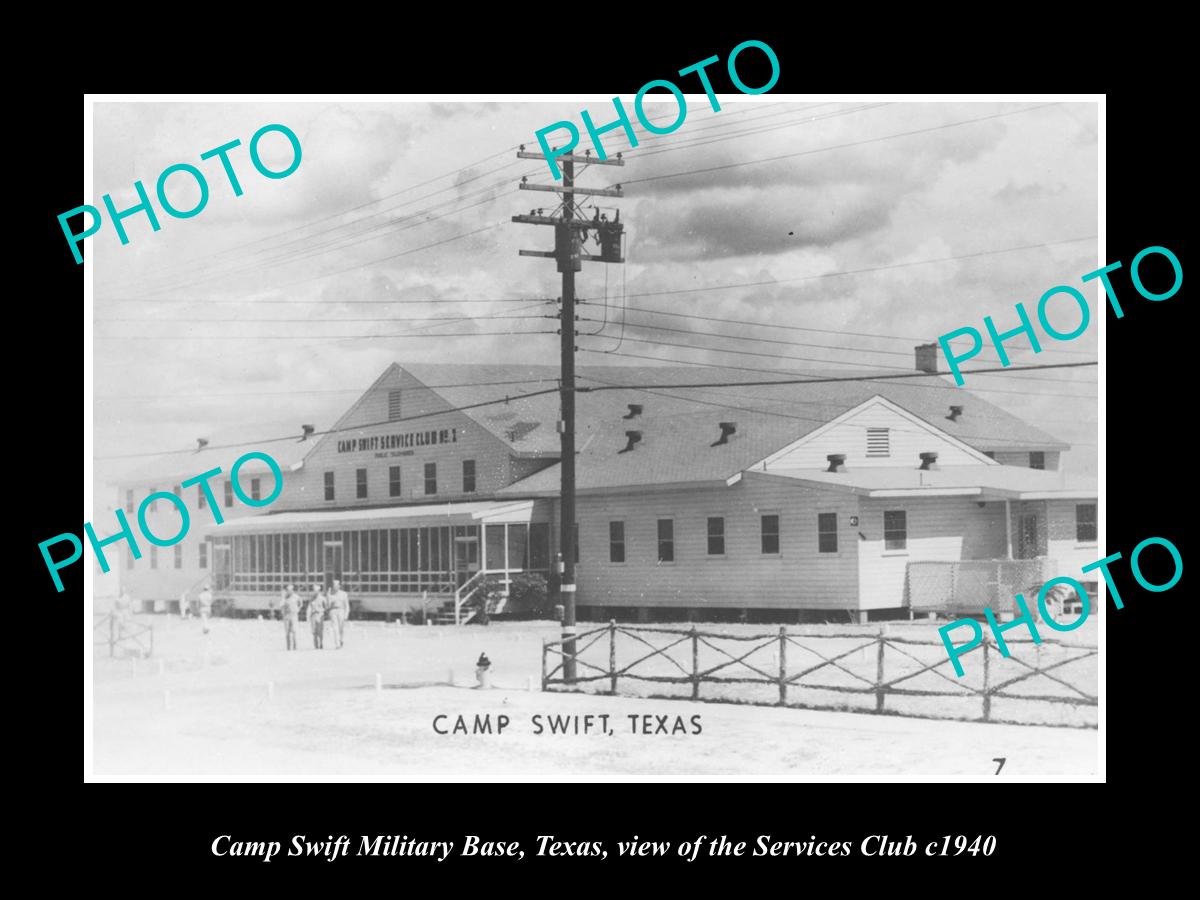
[95,361,1097,461]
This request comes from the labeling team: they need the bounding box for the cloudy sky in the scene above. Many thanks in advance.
[90,98,1099,492]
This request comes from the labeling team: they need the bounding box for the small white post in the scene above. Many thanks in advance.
[375,673,383,692]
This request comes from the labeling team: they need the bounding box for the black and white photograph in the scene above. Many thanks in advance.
[81,93,1104,781]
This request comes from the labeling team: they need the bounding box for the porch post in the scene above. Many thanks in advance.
[1004,500,1013,560]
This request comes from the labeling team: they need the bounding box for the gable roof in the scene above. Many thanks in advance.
[119,361,1072,491]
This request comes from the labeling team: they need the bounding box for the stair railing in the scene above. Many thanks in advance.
[453,570,488,626]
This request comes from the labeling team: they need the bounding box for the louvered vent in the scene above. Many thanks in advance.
[866,427,890,457]
[388,390,402,422]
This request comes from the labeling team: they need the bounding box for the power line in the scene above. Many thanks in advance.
[578,348,1097,400]
[577,374,1098,446]
[582,300,1098,357]
[100,148,524,292]
[579,235,1096,304]
[91,301,551,366]
[95,376,566,403]
[94,330,557,341]
[578,318,1094,385]
[103,103,808,296]
[102,103,881,299]
[575,361,1098,392]
[98,296,553,306]
[99,313,551,325]
[95,385,566,461]
[97,361,1098,462]
[612,103,1061,188]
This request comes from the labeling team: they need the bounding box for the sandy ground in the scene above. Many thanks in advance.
[91,615,1099,778]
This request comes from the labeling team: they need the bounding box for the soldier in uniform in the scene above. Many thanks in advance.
[282,584,301,651]
[328,579,350,649]
[308,583,327,650]
[197,582,213,635]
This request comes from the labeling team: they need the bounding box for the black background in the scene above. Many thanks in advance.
[24,18,1185,888]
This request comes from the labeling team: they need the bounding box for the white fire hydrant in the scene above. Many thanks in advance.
[475,652,492,689]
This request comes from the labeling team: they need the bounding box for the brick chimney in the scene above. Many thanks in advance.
[915,343,939,374]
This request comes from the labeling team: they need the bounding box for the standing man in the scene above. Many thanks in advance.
[308,583,327,650]
[282,584,301,651]
[328,579,349,649]
[198,582,213,635]
[179,590,191,620]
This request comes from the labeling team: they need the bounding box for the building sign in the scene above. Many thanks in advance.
[336,428,459,454]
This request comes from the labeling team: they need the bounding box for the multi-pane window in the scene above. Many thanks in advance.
[126,549,135,570]
[657,519,674,563]
[1030,451,1046,470]
[150,546,159,570]
[388,390,402,421]
[249,478,260,502]
[818,513,838,553]
[609,521,626,563]
[424,463,437,495]
[198,542,208,569]
[1076,503,1097,543]
[125,490,134,513]
[761,514,780,554]
[174,544,183,569]
[389,466,402,498]
[198,484,207,509]
[462,459,476,493]
[867,427,890,457]
[173,484,181,499]
[707,517,725,556]
[884,510,907,551]
[356,468,368,499]
[324,471,335,501]
[224,480,234,508]
[149,487,158,512]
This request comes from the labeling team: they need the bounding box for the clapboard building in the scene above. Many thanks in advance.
[114,351,1097,622]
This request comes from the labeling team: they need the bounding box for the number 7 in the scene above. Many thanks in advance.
[993,757,1006,775]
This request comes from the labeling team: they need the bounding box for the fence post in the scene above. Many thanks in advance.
[609,619,617,694]
[541,640,548,691]
[981,637,991,723]
[778,626,787,706]
[691,626,699,701]
[874,626,887,713]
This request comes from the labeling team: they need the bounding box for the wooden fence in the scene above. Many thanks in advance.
[93,614,154,658]
[542,622,1097,727]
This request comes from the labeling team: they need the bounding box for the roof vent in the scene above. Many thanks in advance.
[299,424,315,441]
[947,405,963,422]
[712,421,737,447]
[619,430,643,454]
[195,438,209,452]
[826,453,847,473]
[919,451,939,471]
[624,404,643,419]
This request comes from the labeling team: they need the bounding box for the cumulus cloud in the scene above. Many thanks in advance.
[92,99,1098,480]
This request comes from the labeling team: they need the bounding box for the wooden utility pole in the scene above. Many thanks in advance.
[513,148,625,680]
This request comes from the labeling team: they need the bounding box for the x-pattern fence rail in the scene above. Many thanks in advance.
[542,622,1097,727]
[94,614,154,659]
